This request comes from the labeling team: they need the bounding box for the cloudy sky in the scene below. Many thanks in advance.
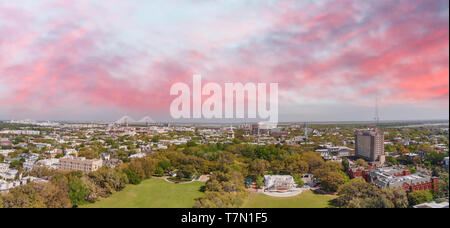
[0,0,448,122]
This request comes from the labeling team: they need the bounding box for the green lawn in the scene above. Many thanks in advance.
[242,190,337,208]
[82,178,205,208]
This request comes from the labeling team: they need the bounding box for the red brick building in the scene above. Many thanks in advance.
[347,165,439,193]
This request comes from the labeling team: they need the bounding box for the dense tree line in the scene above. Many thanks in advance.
[336,178,408,208]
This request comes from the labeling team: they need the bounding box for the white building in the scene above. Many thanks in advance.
[32,142,51,150]
[263,175,296,192]
[0,163,9,172]
[0,149,15,157]
[23,160,36,171]
[0,169,18,180]
[0,177,47,192]
[129,153,146,159]
[65,149,78,156]
[37,158,60,169]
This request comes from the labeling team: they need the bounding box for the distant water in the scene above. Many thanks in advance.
[388,123,449,128]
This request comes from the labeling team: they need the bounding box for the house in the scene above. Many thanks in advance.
[103,158,123,168]
[37,158,60,169]
[0,169,19,180]
[0,138,12,147]
[64,149,78,156]
[45,149,62,158]
[23,160,36,171]
[0,180,23,192]
[0,177,47,192]
[100,153,111,160]
[0,149,15,157]
[0,163,9,172]
[32,142,51,150]
[129,153,146,159]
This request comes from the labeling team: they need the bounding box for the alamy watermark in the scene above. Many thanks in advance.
[169,74,279,125]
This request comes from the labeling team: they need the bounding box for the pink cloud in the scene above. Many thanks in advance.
[0,0,448,120]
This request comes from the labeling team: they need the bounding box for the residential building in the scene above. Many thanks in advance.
[0,149,15,157]
[23,160,36,171]
[103,158,123,168]
[37,158,60,170]
[59,156,103,173]
[0,163,9,173]
[355,129,384,162]
[0,138,11,147]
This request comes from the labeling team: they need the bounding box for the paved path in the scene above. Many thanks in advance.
[262,188,304,197]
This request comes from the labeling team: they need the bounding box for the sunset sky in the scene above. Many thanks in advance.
[0,0,448,122]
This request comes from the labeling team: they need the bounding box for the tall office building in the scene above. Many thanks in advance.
[355,129,384,162]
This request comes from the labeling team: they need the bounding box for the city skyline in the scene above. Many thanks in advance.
[0,0,449,122]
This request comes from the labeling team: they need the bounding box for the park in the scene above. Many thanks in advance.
[83,177,336,208]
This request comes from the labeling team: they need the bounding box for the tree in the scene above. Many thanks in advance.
[34,182,72,208]
[381,188,408,208]
[318,172,346,193]
[292,174,304,187]
[194,192,247,208]
[284,155,309,175]
[386,156,399,166]
[67,172,89,206]
[186,141,197,147]
[355,159,368,168]
[123,168,142,185]
[408,190,433,206]
[336,178,378,207]
[248,159,270,179]
[438,173,449,198]
[2,182,71,208]
[301,152,324,172]
[78,147,99,159]
[154,167,165,176]
[255,176,264,189]
[151,136,160,143]
[341,158,349,171]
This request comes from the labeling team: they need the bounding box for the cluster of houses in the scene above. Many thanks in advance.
[316,144,355,162]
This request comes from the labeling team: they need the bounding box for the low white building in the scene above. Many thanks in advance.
[65,149,78,156]
[23,160,36,171]
[129,153,146,159]
[0,177,47,192]
[0,169,18,180]
[0,179,23,192]
[263,175,296,192]
[0,163,9,172]
[0,149,15,157]
[37,158,60,169]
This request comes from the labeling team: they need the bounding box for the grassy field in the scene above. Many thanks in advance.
[242,190,337,208]
[83,178,335,208]
[82,178,205,208]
